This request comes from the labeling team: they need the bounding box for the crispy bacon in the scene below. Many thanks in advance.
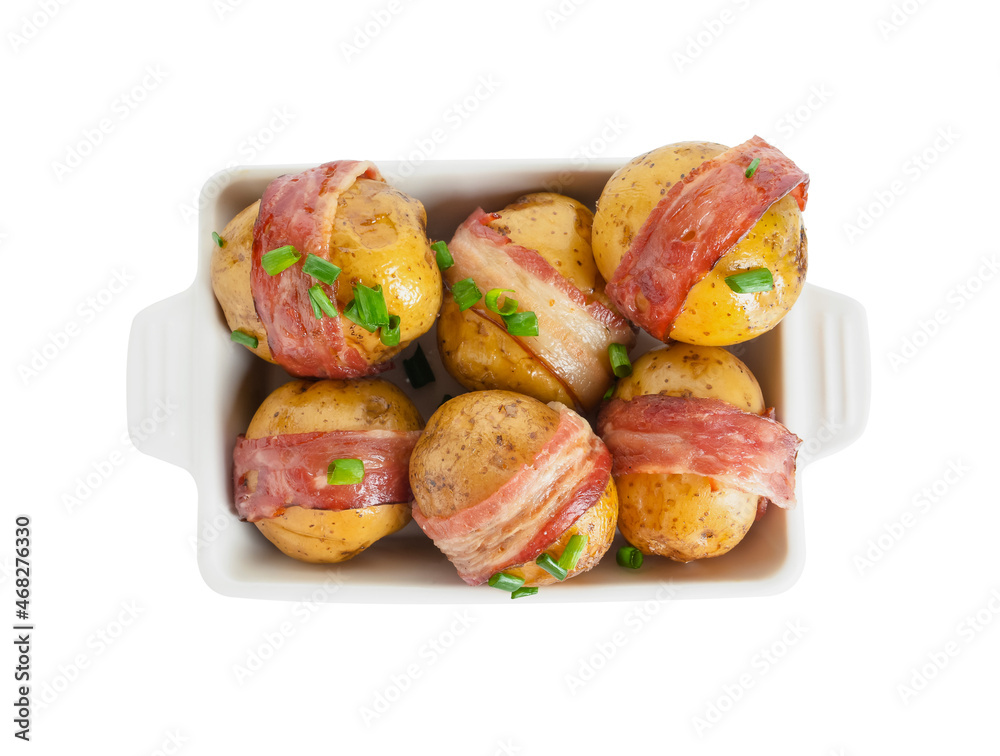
[446,209,635,409]
[597,395,801,508]
[251,160,389,378]
[411,404,611,585]
[605,136,809,340]
[233,429,421,522]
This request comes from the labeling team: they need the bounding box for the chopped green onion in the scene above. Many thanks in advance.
[485,288,518,316]
[745,157,761,178]
[380,314,401,347]
[725,268,774,293]
[308,291,323,319]
[488,572,525,592]
[403,344,435,388]
[343,283,390,332]
[308,285,338,318]
[230,330,258,349]
[431,240,454,270]
[261,245,301,275]
[558,534,588,572]
[535,553,568,581]
[451,277,482,311]
[327,458,364,485]
[511,586,539,599]
[212,231,224,248]
[603,382,616,401]
[616,546,644,569]
[302,254,341,285]
[608,343,632,378]
[502,311,538,337]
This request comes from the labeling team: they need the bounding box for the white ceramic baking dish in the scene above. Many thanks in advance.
[126,159,870,603]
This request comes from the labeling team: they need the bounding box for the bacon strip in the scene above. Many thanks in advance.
[233,429,421,522]
[597,395,801,508]
[447,209,635,409]
[412,404,611,585]
[251,161,388,378]
[606,136,809,340]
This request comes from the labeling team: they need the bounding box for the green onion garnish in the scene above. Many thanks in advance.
[485,288,518,316]
[616,546,644,569]
[451,277,482,311]
[380,314,401,347]
[608,343,632,378]
[431,241,454,270]
[535,553,568,581]
[230,330,258,349]
[261,245,301,275]
[302,254,341,286]
[558,534,588,572]
[745,157,761,178]
[603,382,616,401]
[308,290,323,319]
[212,231,224,248]
[403,344,435,388]
[308,285,338,318]
[725,268,774,293]
[488,572,525,592]
[343,283,390,333]
[511,586,539,599]
[327,458,364,485]
[502,311,538,337]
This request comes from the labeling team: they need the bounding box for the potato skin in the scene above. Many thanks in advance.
[211,175,442,369]
[409,390,616,582]
[436,192,616,411]
[211,201,273,362]
[246,378,422,564]
[592,141,807,345]
[610,344,763,562]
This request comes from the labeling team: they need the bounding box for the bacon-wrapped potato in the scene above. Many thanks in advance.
[598,344,800,562]
[212,161,441,378]
[437,193,635,413]
[409,391,617,589]
[592,139,808,345]
[233,379,422,563]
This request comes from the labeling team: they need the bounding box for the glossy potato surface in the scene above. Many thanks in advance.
[409,390,616,582]
[592,142,807,345]
[610,344,763,562]
[437,193,617,411]
[245,379,422,563]
[211,175,442,370]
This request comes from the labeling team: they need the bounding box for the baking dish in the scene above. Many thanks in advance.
[126,159,870,603]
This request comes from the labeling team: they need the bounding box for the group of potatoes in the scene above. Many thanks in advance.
[212,140,808,587]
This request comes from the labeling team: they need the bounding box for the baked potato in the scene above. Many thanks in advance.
[593,139,808,345]
[212,161,442,377]
[235,378,422,563]
[437,193,635,412]
[409,390,617,588]
[606,344,766,561]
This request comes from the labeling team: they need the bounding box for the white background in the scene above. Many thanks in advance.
[4,0,999,753]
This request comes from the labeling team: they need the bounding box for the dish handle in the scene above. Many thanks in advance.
[126,288,194,471]
[784,284,871,467]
